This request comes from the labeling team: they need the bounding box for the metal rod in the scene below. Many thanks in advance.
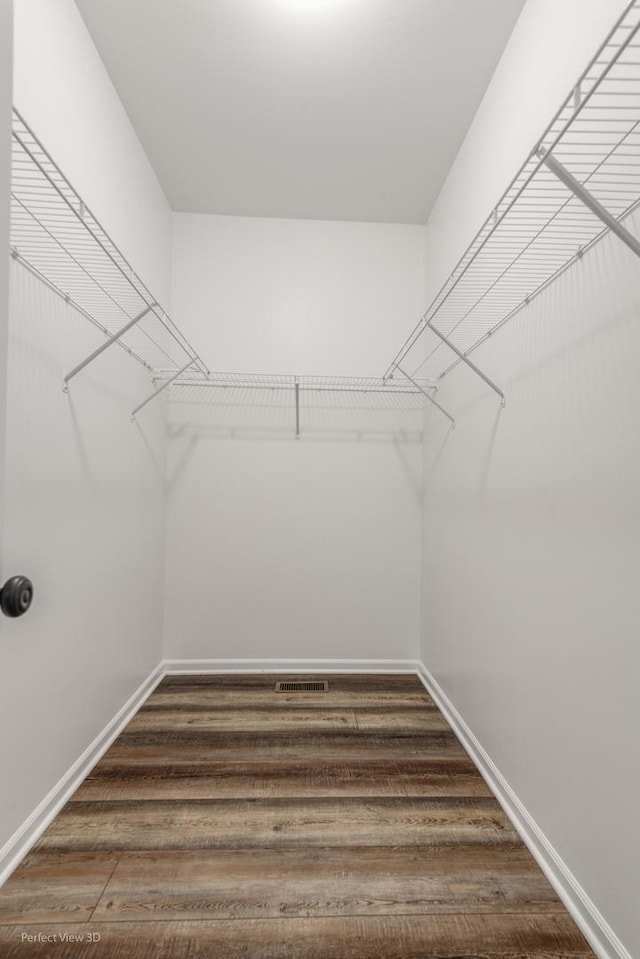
[540,149,640,259]
[427,323,506,405]
[394,365,455,428]
[295,377,300,439]
[131,359,196,419]
[64,304,154,388]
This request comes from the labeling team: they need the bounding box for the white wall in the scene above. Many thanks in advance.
[171,214,426,376]
[165,214,425,662]
[0,0,12,573]
[420,1,638,956]
[1,266,167,851]
[0,0,170,861]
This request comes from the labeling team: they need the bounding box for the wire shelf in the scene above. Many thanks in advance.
[168,373,428,438]
[10,108,208,379]
[385,0,640,385]
[169,371,438,394]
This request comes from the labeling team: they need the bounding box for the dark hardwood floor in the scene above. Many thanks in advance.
[0,673,595,957]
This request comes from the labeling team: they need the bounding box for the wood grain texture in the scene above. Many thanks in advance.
[0,854,119,925]
[126,707,359,733]
[109,730,468,762]
[0,673,595,958]
[36,797,519,852]
[142,689,435,710]
[355,708,450,733]
[0,915,594,959]
[92,845,563,921]
[72,758,492,801]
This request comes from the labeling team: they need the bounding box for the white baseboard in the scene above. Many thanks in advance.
[163,658,420,674]
[0,662,165,888]
[415,662,631,959]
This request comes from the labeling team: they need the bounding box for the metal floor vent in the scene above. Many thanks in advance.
[275,681,329,693]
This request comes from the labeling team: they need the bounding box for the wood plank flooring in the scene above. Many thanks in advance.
[0,673,595,957]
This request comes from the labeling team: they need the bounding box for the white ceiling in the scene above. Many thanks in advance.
[75,0,526,223]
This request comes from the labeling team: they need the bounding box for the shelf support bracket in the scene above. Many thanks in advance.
[427,322,505,406]
[394,364,455,428]
[63,304,155,389]
[539,149,640,260]
[295,377,301,439]
[131,359,196,419]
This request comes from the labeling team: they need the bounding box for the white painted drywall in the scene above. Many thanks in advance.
[165,397,423,662]
[0,0,169,858]
[0,266,167,852]
[0,0,12,573]
[420,1,638,956]
[171,213,427,376]
[164,214,425,661]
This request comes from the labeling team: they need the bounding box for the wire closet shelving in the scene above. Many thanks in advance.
[385,0,640,405]
[10,108,209,413]
[168,371,442,438]
[170,371,435,393]
[8,1,640,429]
[9,108,435,422]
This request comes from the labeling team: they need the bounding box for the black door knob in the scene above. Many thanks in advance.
[0,576,34,618]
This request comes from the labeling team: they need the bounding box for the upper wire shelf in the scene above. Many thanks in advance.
[169,371,437,394]
[169,372,434,438]
[385,0,640,386]
[10,108,208,381]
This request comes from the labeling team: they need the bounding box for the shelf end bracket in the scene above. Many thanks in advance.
[394,364,455,428]
[131,358,197,419]
[63,303,154,390]
[428,323,505,407]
